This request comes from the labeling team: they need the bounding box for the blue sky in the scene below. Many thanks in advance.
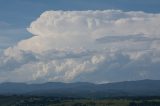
[0,0,160,83]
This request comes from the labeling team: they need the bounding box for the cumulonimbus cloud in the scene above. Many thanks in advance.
[0,10,160,83]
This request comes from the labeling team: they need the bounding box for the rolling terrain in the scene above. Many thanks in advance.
[0,79,160,98]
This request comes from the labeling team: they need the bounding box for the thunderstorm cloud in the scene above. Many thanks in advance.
[0,10,160,83]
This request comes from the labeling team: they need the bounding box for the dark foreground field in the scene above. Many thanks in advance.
[0,96,160,106]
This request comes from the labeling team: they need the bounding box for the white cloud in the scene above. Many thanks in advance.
[0,10,160,83]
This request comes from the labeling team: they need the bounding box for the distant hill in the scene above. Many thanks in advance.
[0,79,160,98]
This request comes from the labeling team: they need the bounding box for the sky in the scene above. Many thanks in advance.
[0,0,160,83]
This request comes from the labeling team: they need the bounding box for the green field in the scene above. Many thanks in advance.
[0,96,160,106]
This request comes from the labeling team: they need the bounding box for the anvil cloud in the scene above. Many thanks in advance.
[0,10,160,83]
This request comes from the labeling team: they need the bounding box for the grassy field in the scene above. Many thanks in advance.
[0,96,160,106]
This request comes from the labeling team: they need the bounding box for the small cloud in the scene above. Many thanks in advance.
[96,34,160,43]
